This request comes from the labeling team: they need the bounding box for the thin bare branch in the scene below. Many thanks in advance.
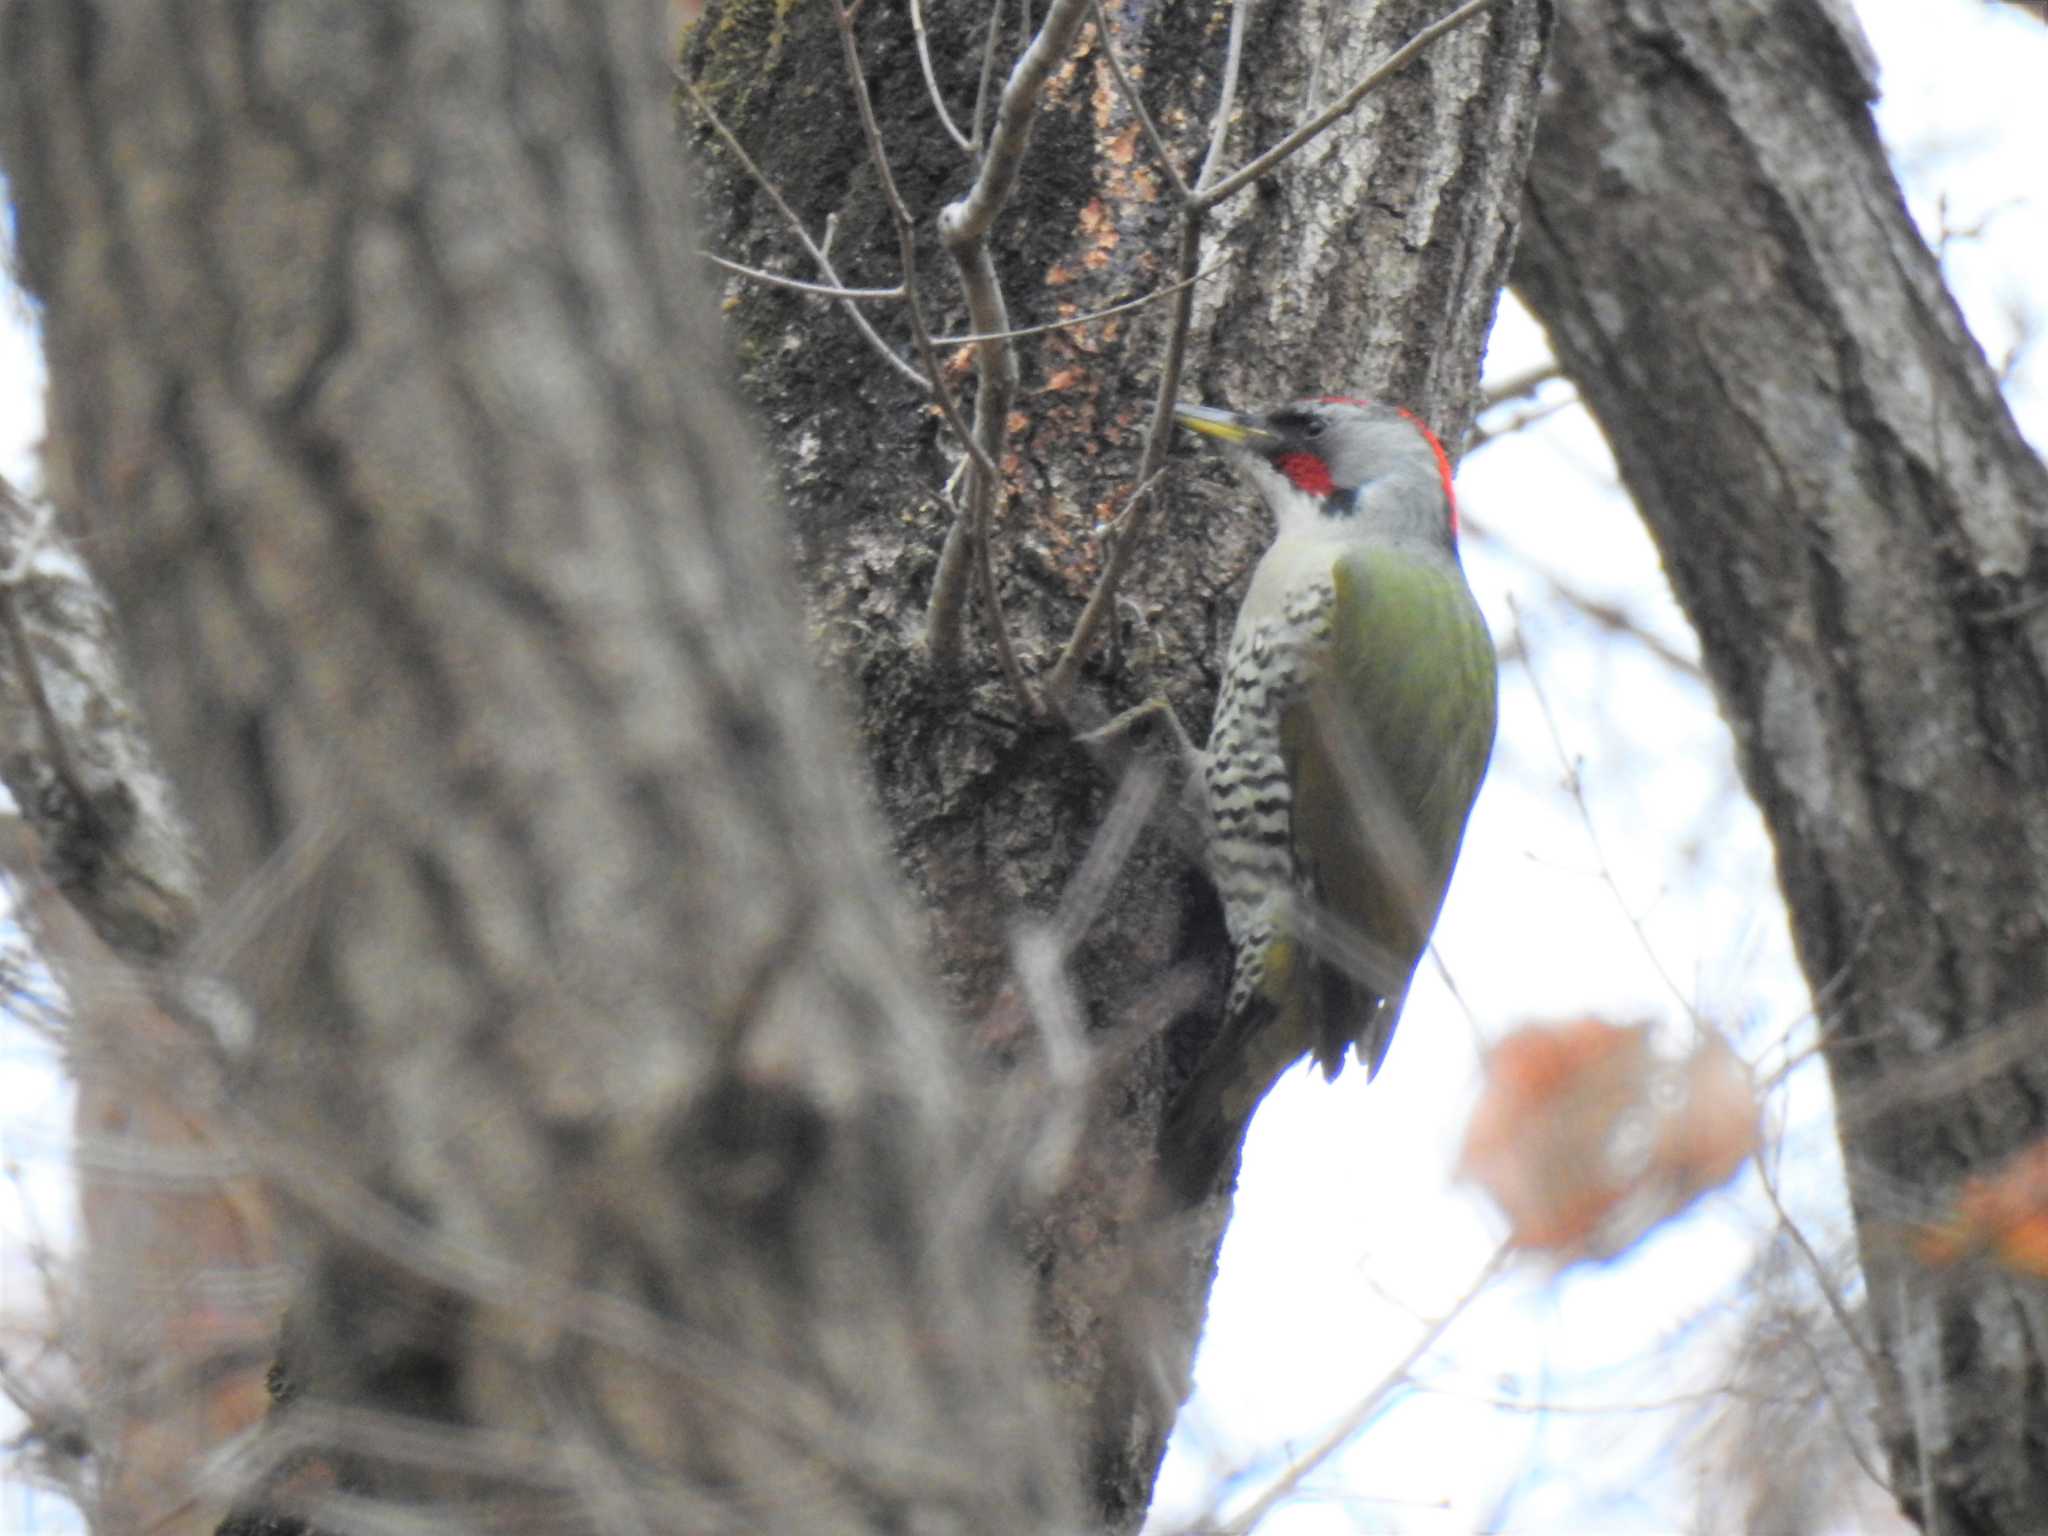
[679,75,930,392]
[1196,0,1502,209]
[1194,0,1251,192]
[1214,1242,1510,1535]
[1466,391,1575,451]
[828,0,1031,708]
[1045,214,1205,703]
[1087,0,1190,202]
[700,252,904,302]
[931,261,1225,345]
[1426,942,1491,1061]
[1428,1383,1740,1416]
[1512,594,1703,1026]
[1097,465,1170,539]
[1752,1149,1893,1491]
[919,0,1092,695]
[826,2,997,490]
[224,1099,991,1502]
[942,0,1095,245]
[1467,517,1706,682]
[1480,359,1562,410]
[1005,767,1168,1191]
[911,0,977,154]
[953,239,1038,709]
[970,0,1005,151]
[1826,1012,2048,1145]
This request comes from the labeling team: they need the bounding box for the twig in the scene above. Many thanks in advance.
[1757,905,1884,1097]
[941,0,1095,245]
[1046,214,1204,704]
[1215,1241,1511,1534]
[921,0,1092,700]
[812,1,987,667]
[1096,465,1169,538]
[1196,0,1502,209]
[1753,1147,1894,1491]
[970,0,1005,151]
[1426,1383,1739,1416]
[699,251,903,302]
[1466,392,1575,452]
[1084,460,1166,687]
[1053,760,1163,947]
[1512,593,1702,1027]
[222,1120,998,1505]
[930,261,1224,345]
[1088,0,1190,202]
[1194,0,1251,192]
[1468,519,1706,682]
[1427,941,1490,1062]
[911,0,976,153]
[954,258,1039,712]
[678,75,929,392]
[826,1,999,493]
[1007,764,1167,1190]
[1480,360,1562,411]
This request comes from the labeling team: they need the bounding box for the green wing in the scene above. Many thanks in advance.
[1280,545,1497,1077]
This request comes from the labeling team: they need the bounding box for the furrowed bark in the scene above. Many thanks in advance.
[685,0,1550,1521]
[3,2,1070,1527]
[1515,3,2048,1529]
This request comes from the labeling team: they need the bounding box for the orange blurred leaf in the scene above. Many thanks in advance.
[1913,1139,2048,1277]
[1460,1018,1760,1263]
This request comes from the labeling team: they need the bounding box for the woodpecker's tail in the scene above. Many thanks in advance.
[1310,962,1401,1081]
[1157,983,1315,1201]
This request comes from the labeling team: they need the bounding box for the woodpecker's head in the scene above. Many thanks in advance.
[1174,395,1459,550]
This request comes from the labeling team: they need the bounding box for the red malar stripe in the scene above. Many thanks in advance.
[1273,451,1335,497]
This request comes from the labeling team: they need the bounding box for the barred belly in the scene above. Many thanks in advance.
[1203,579,1333,1017]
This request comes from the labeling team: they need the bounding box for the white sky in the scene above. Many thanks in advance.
[2,1,2045,1530]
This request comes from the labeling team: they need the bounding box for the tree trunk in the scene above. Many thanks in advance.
[683,0,1549,1520]
[3,3,1071,1528]
[1513,2,2048,1530]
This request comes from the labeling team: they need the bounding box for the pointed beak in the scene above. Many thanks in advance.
[1173,402,1281,453]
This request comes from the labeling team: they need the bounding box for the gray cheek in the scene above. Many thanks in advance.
[1242,460,1291,502]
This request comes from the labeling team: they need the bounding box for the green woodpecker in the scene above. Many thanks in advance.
[1164,395,1497,1186]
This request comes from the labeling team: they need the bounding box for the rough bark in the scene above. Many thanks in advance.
[4,427,239,1536]
[0,478,199,957]
[3,3,1071,1529]
[1514,2,2048,1530]
[682,0,1550,1520]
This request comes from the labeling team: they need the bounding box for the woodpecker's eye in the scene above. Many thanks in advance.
[1302,418,1328,440]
